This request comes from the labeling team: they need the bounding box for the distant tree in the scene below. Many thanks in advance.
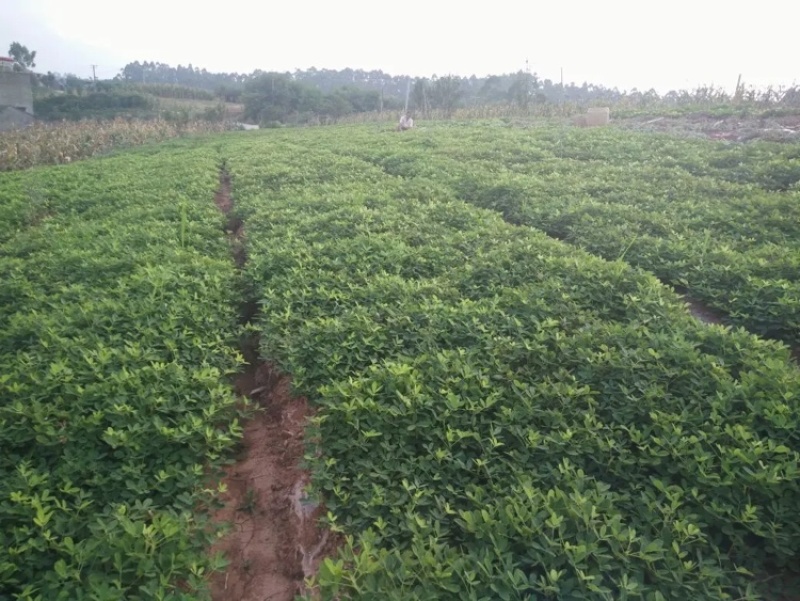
[8,42,36,71]
[243,73,311,123]
[65,74,89,94]
[430,75,462,115]
[781,86,800,107]
[479,75,506,104]
[113,61,661,114]
[507,70,539,109]
[39,71,58,89]
[215,84,242,103]
[320,93,352,121]
[336,86,380,112]
[411,78,430,114]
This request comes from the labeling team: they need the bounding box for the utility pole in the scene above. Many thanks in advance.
[525,58,532,108]
[91,64,98,81]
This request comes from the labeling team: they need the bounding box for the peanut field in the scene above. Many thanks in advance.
[1,121,799,600]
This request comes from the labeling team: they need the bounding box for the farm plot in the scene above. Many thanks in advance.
[2,121,800,601]
[314,124,800,347]
[0,143,245,600]
[221,132,800,600]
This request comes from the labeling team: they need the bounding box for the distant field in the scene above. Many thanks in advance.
[154,96,244,119]
[1,121,799,600]
[31,87,245,124]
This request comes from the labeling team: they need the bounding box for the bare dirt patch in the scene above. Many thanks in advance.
[215,171,247,268]
[615,112,800,142]
[214,171,234,214]
[681,295,726,326]
[678,293,800,363]
[209,168,338,601]
[209,365,336,601]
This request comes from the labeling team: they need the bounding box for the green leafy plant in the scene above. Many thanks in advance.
[222,126,800,600]
[0,144,246,600]
[4,118,800,601]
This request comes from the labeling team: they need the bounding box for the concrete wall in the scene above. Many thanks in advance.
[0,106,35,132]
[0,72,33,114]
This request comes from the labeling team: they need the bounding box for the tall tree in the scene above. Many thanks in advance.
[8,42,36,70]
[507,70,539,109]
[411,78,430,114]
[478,75,505,104]
[430,75,462,115]
[242,73,315,122]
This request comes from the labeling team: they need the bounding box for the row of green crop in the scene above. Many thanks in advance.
[0,141,245,600]
[312,123,800,347]
[221,132,800,600]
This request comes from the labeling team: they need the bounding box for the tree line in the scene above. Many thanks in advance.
[9,39,800,125]
[114,62,630,112]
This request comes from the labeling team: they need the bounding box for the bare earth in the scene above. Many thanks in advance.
[209,365,335,601]
[210,171,337,601]
[615,112,800,142]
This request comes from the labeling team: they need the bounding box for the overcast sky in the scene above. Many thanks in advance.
[1,0,797,93]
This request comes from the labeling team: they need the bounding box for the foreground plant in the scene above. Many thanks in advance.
[222,130,800,600]
[0,144,245,600]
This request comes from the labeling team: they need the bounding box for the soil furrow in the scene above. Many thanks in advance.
[209,167,335,601]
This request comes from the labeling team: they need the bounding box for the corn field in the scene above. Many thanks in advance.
[0,118,232,171]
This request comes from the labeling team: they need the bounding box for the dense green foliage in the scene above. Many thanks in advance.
[115,61,800,113]
[124,83,216,101]
[36,58,800,125]
[0,142,245,600]
[33,91,156,121]
[220,127,800,600]
[2,120,799,600]
[311,124,800,346]
[242,73,399,125]
[8,41,36,70]
[118,61,250,93]
[32,84,226,123]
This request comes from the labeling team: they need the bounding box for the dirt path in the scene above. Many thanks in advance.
[210,169,335,601]
[679,292,800,362]
[681,294,725,326]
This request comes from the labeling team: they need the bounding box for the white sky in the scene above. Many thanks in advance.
[1,0,797,94]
